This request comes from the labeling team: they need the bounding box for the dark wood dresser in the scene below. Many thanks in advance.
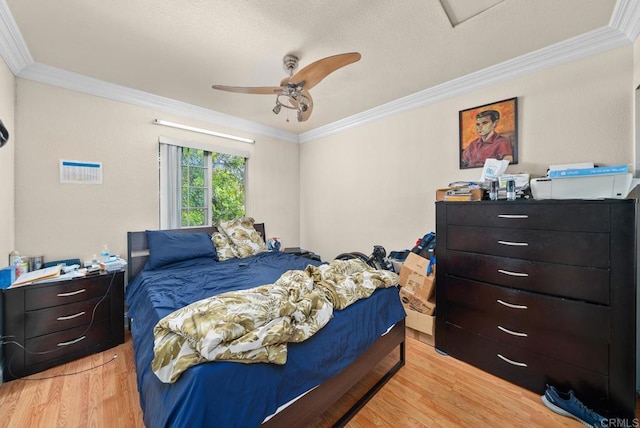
[435,199,637,419]
[2,270,124,380]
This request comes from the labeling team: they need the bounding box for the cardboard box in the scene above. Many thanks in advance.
[399,253,435,308]
[405,309,434,335]
[399,252,427,283]
[400,287,436,315]
[406,325,435,347]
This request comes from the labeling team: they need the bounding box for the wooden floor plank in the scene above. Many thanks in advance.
[0,331,637,427]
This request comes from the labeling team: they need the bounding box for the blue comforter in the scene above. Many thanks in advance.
[125,252,406,427]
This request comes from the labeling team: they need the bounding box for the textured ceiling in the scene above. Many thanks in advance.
[4,0,620,135]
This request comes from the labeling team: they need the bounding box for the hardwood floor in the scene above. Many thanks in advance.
[0,331,636,427]
[0,333,142,428]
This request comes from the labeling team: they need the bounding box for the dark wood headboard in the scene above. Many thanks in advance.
[126,223,266,281]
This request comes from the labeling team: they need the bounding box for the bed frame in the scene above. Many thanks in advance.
[126,224,267,281]
[126,225,406,427]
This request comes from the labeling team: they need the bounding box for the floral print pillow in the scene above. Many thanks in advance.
[216,217,268,258]
[211,231,238,261]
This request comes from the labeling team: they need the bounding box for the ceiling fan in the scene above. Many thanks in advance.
[212,52,361,122]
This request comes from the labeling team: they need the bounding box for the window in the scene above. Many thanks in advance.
[180,148,208,226]
[210,152,246,221]
[160,137,248,229]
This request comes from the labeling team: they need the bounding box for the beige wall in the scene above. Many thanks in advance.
[8,45,638,265]
[13,80,300,264]
[300,46,634,260]
[634,33,640,89]
[634,35,640,174]
[0,57,15,262]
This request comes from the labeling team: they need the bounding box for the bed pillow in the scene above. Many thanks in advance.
[216,217,268,258]
[211,231,238,261]
[146,231,217,269]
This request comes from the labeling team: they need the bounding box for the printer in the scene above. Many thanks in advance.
[531,173,633,200]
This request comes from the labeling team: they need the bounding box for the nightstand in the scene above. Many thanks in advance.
[1,270,125,380]
[283,247,322,262]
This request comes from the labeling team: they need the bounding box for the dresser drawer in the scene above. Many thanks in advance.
[25,275,113,310]
[444,277,610,344]
[441,324,609,414]
[25,320,111,366]
[25,296,111,338]
[446,250,609,304]
[445,202,610,232]
[446,294,609,374]
[447,225,609,268]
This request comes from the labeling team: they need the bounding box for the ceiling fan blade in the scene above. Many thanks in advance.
[290,90,313,122]
[287,52,361,90]
[212,85,282,95]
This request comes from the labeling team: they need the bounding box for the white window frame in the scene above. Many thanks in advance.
[159,136,250,229]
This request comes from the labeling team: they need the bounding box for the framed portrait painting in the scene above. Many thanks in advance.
[459,97,518,169]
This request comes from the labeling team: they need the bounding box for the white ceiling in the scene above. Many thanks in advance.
[1,0,638,142]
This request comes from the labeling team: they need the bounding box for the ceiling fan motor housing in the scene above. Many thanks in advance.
[282,54,299,75]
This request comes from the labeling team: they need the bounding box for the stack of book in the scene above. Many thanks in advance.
[99,257,127,273]
[436,184,483,201]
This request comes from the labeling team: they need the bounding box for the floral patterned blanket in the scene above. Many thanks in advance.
[152,259,399,383]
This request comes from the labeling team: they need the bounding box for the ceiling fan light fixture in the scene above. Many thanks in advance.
[272,104,281,115]
[275,92,298,111]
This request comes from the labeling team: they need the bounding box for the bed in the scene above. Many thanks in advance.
[125,223,407,427]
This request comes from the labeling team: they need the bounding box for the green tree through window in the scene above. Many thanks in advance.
[180,148,245,227]
[212,152,245,221]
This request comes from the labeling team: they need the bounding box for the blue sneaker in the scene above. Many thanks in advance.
[541,385,607,428]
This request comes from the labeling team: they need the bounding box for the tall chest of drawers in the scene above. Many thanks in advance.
[435,199,637,419]
[2,271,125,380]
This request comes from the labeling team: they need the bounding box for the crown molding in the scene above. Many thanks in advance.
[610,0,640,40]
[300,0,640,142]
[299,25,630,143]
[17,62,299,143]
[1,0,638,145]
[0,0,31,74]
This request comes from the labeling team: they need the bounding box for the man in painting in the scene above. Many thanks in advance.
[461,109,513,168]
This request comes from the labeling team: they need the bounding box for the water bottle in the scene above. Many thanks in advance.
[12,254,22,278]
[100,245,110,263]
[9,250,19,267]
[506,179,516,201]
[489,180,498,201]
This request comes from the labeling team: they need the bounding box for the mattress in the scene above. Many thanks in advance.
[125,251,406,427]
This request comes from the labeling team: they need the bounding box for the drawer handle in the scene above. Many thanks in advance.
[497,299,528,310]
[57,311,86,321]
[57,289,86,297]
[497,269,529,277]
[497,353,528,367]
[57,336,86,347]
[498,214,529,219]
[498,240,528,247]
[498,325,528,337]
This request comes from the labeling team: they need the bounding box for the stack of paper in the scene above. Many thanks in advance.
[10,265,61,287]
